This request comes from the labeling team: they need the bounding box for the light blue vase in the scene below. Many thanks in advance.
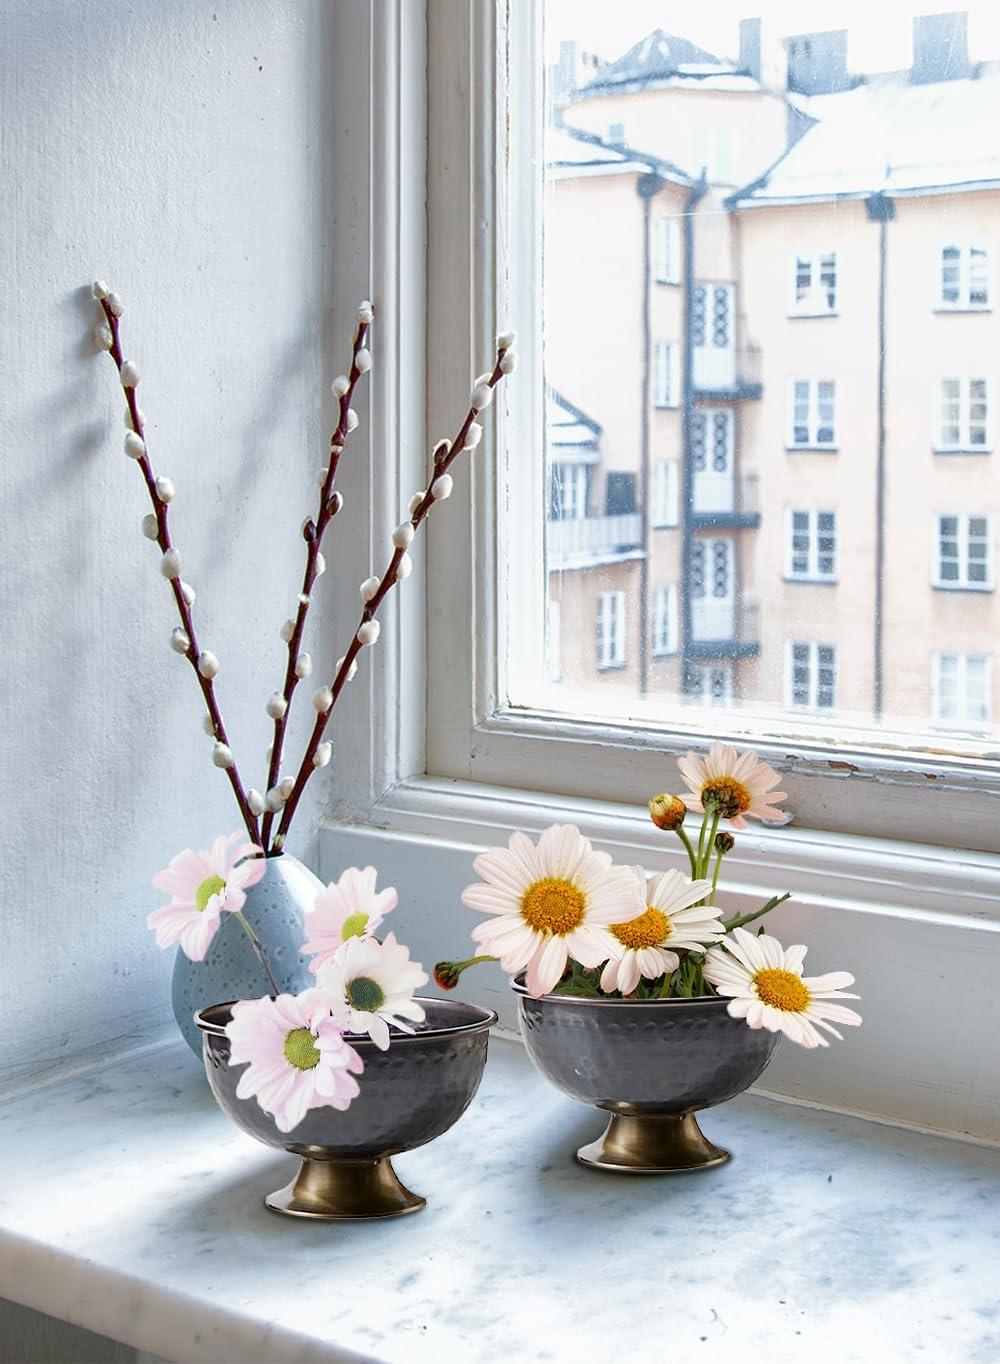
[172,853,322,1056]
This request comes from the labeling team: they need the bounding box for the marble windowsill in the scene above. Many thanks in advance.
[0,1033,998,1364]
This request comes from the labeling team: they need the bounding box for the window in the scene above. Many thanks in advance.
[596,591,626,669]
[607,121,626,144]
[545,600,562,683]
[653,341,679,408]
[655,216,681,284]
[788,379,836,447]
[940,244,989,309]
[932,653,991,729]
[786,510,837,580]
[652,459,679,527]
[787,641,838,710]
[937,378,989,451]
[793,251,837,314]
[686,663,733,706]
[652,584,678,657]
[549,462,588,520]
[934,515,993,590]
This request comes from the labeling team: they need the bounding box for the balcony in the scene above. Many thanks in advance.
[547,513,643,568]
[692,345,762,400]
[689,597,759,659]
[692,470,760,529]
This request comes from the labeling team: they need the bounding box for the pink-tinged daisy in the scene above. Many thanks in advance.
[703,927,862,1049]
[462,824,644,999]
[225,991,364,1133]
[600,867,721,995]
[678,741,787,829]
[147,832,265,961]
[315,933,428,1050]
[301,865,398,973]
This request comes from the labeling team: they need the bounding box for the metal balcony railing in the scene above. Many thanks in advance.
[547,513,642,565]
[690,597,760,650]
[691,345,762,396]
[692,470,759,518]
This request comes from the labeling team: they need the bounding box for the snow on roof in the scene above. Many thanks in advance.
[579,27,750,96]
[733,69,1000,205]
[545,124,692,187]
[547,390,601,453]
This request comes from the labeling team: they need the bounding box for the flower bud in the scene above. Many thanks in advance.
[434,962,461,990]
[124,406,144,428]
[360,575,380,602]
[408,490,426,517]
[93,324,113,350]
[648,794,687,831]
[197,651,219,679]
[294,651,312,679]
[180,581,196,606]
[355,347,372,373]
[280,618,295,643]
[497,329,517,350]
[336,655,358,682]
[155,476,174,502]
[211,742,234,769]
[392,521,414,549]
[247,789,266,817]
[430,474,453,501]
[142,513,159,540]
[314,552,326,577]
[357,300,374,324]
[346,408,359,432]
[160,548,181,579]
[265,786,285,812]
[202,713,216,737]
[279,775,295,800]
[331,374,350,398]
[92,280,110,300]
[169,627,190,654]
[313,742,332,769]
[357,619,380,647]
[395,553,412,582]
[120,361,140,387]
[463,422,483,450]
[123,431,146,460]
[105,291,124,317]
[302,517,316,542]
[715,831,735,854]
[266,692,287,719]
[326,491,343,519]
[498,348,517,375]
[470,383,493,411]
[313,686,333,713]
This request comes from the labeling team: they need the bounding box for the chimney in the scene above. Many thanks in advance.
[739,18,762,82]
[785,30,850,96]
[912,12,970,84]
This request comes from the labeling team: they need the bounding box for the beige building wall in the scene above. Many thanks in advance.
[549,559,643,690]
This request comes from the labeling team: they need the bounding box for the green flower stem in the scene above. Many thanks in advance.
[700,810,721,880]
[696,808,710,871]
[233,911,281,997]
[676,825,698,878]
[451,955,497,973]
[723,891,791,934]
[709,844,725,904]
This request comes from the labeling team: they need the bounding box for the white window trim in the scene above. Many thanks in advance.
[932,514,995,592]
[596,590,627,670]
[654,215,681,285]
[786,378,838,450]
[790,249,838,317]
[934,377,991,454]
[784,508,838,582]
[653,340,680,408]
[938,242,991,312]
[651,583,678,658]
[931,651,992,731]
[652,458,679,528]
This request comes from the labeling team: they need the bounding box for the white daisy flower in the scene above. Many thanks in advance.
[301,865,398,974]
[678,741,787,829]
[461,824,643,998]
[315,932,427,1051]
[703,927,862,1049]
[599,867,720,996]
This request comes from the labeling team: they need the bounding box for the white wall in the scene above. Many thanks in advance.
[0,0,348,1088]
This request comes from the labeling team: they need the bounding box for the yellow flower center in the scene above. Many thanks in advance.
[753,968,811,1013]
[701,778,751,819]
[194,875,226,912]
[611,906,671,950]
[341,912,369,941]
[347,976,385,1012]
[520,878,586,936]
[283,1027,320,1070]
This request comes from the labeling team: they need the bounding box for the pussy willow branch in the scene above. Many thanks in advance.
[97,301,262,847]
[260,317,370,850]
[272,345,511,848]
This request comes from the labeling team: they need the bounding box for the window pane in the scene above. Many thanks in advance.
[533,1,1000,753]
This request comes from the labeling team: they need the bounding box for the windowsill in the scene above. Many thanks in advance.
[2,1030,999,1362]
[788,309,839,319]
[651,521,680,531]
[596,662,627,672]
[931,582,995,593]
[655,278,681,287]
[786,444,839,453]
[653,402,680,411]
[933,446,992,455]
[934,305,992,314]
[651,650,679,660]
[783,575,838,585]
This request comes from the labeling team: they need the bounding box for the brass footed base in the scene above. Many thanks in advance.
[577,1111,730,1174]
[266,1153,426,1220]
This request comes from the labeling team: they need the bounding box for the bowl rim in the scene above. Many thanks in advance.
[510,974,731,1009]
[195,994,498,1045]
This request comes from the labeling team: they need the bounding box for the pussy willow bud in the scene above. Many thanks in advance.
[648,793,686,831]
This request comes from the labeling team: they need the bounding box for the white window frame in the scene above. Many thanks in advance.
[787,378,837,449]
[651,458,679,527]
[932,514,994,591]
[935,378,990,453]
[785,640,838,712]
[939,243,990,311]
[791,250,837,315]
[931,652,992,731]
[785,509,838,581]
[653,340,680,408]
[596,590,626,670]
[654,215,681,285]
[651,584,678,658]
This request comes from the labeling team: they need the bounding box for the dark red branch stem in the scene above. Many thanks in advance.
[99,301,262,848]
[260,318,370,850]
[272,348,511,847]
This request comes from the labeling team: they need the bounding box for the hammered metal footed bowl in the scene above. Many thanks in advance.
[514,980,780,1174]
[197,997,496,1219]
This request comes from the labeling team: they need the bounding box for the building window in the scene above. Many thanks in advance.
[931,653,991,729]
[788,379,836,447]
[548,462,588,521]
[607,121,626,144]
[655,216,681,285]
[940,245,989,310]
[652,584,678,657]
[596,591,626,670]
[686,664,733,706]
[786,641,838,711]
[793,251,837,314]
[786,509,837,580]
[937,378,989,451]
[934,515,993,590]
[653,341,680,408]
[652,459,679,527]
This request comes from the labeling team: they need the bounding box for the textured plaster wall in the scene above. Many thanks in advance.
[0,0,344,1088]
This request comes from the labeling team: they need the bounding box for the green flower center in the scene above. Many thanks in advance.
[194,875,227,912]
[283,1027,321,1070]
[347,976,385,1012]
[341,912,369,941]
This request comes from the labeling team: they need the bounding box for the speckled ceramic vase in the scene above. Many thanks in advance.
[172,854,319,1056]
[514,980,780,1174]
